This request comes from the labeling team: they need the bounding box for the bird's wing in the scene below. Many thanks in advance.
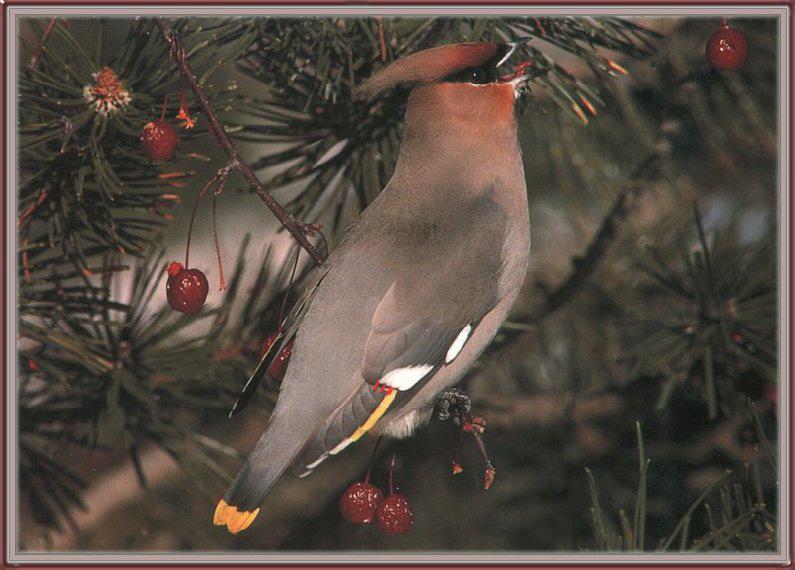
[359,278,489,391]
[293,194,509,474]
[228,259,333,417]
[362,193,508,389]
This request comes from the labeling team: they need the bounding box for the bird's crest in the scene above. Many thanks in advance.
[354,42,498,100]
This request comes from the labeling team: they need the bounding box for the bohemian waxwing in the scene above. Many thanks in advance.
[214,40,533,534]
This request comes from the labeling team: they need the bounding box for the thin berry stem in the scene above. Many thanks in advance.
[464,412,493,472]
[454,426,464,467]
[388,453,396,495]
[160,94,169,122]
[184,175,217,268]
[212,190,226,291]
[364,436,383,484]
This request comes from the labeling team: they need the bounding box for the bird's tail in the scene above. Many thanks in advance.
[213,408,313,534]
[292,382,397,478]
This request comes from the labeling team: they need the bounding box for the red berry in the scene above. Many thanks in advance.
[260,333,294,381]
[166,262,209,314]
[269,341,293,380]
[706,23,748,70]
[339,481,384,525]
[141,119,178,161]
[260,332,278,359]
[375,453,413,536]
[376,494,414,536]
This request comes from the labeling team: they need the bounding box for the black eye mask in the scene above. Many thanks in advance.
[444,65,498,85]
[441,43,516,85]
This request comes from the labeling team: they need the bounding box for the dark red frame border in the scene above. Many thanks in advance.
[2,1,793,568]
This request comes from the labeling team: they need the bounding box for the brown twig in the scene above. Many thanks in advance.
[29,17,58,71]
[460,409,495,489]
[156,19,325,266]
[520,68,710,326]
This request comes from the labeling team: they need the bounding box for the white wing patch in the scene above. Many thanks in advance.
[445,325,472,364]
[380,365,434,391]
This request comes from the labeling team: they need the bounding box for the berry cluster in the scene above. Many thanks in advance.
[339,454,414,536]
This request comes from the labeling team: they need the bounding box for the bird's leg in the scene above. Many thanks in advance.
[434,387,495,489]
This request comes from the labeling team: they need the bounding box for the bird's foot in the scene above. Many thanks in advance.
[433,386,471,425]
[434,387,495,490]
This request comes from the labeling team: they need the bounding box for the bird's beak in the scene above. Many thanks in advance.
[496,37,533,86]
[496,37,530,67]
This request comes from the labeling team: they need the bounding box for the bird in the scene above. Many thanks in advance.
[214,40,534,534]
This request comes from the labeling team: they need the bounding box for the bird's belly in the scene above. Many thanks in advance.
[378,407,433,439]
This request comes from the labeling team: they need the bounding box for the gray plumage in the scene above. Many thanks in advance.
[217,42,531,530]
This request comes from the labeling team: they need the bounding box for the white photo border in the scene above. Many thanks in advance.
[5,4,790,565]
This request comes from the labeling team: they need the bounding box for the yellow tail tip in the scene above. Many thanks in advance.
[213,499,260,534]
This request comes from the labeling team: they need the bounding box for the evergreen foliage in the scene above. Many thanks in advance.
[15,15,779,553]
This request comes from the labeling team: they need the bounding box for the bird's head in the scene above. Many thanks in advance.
[354,40,532,130]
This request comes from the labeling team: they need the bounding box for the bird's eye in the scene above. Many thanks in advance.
[468,68,489,85]
[443,66,495,85]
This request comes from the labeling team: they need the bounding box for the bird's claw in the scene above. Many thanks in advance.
[434,386,471,424]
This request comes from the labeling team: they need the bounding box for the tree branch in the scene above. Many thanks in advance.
[156,19,325,266]
[526,153,662,323]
